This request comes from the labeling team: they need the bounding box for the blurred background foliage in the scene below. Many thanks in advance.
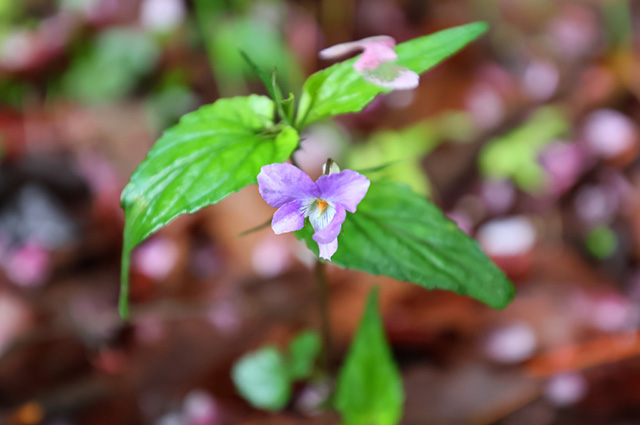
[0,0,639,424]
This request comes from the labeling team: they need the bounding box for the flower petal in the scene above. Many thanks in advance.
[354,41,398,72]
[319,40,363,60]
[312,205,346,244]
[272,200,305,234]
[360,63,419,90]
[320,35,396,63]
[258,163,319,208]
[318,239,338,261]
[316,170,371,213]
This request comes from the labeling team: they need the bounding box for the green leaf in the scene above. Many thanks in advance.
[119,95,299,318]
[63,28,159,104]
[288,330,321,380]
[479,106,569,193]
[297,181,515,309]
[296,22,488,127]
[232,346,291,411]
[335,288,403,425]
[347,121,441,196]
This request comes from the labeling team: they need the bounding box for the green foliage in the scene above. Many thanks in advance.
[296,22,488,127]
[232,346,291,411]
[479,106,569,193]
[297,181,515,309]
[199,11,302,96]
[232,330,321,410]
[348,121,440,195]
[586,226,617,259]
[119,95,298,318]
[63,28,159,104]
[288,330,321,380]
[335,289,403,425]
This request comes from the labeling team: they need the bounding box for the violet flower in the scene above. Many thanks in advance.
[257,162,370,260]
[319,36,419,90]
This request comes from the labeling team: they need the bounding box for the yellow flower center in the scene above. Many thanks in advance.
[317,199,328,213]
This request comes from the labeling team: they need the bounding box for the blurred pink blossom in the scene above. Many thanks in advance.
[0,293,31,356]
[484,321,537,363]
[547,6,599,59]
[581,109,638,160]
[140,0,186,32]
[4,241,50,288]
[574,184,618,225]
[481,179,516,214]
[320,36,419,90]
[133,237,179,281]
[251,235,292,278]
[183,390,219,425]
[207,301,241,335]
[544,373,587,406]
[538,141,585,196]
[522,60,559,101]
[477,216,536,257]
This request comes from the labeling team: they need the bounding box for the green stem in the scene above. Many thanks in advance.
[314,260,333,374]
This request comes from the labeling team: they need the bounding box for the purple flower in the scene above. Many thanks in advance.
[257,163,370,260]
[319,36,419,90]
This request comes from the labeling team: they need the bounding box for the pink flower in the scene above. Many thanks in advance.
[319,36,419,90]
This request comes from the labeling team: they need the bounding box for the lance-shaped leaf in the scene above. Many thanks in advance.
[297,181,515,309]
[120,95,298,318]
[335,288,404,425]
[296,22,488,127]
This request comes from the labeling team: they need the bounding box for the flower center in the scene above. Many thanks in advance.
[317,199,328,213]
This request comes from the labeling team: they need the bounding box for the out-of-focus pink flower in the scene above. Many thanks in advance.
[251,236,292,278]
[207,301,241,335]
[538,141,585,196]
[574,184,618,225]
[582,109,638,160]
[133,237,179,281]
[0,32,39,71]
[466,84,505,130]
[477,216,536,258]
[183,390,219,425]
[544,373,587,406]
[140,0,186,32]
[155,390,219,425]
[484,321,537,363]
[5,242,50,288]
[481,179,516,214]
[446,210,474,235]
[135,315,165,344]
[547,5,599,59]
[320,36,419,90]
[0,293,31,357]
[575,292,639,332]
[522,60,559,101]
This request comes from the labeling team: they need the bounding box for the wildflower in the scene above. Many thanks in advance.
[257,162,370,260]
[319,35,419,90]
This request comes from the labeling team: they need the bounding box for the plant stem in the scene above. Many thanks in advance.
[314,260,333,375]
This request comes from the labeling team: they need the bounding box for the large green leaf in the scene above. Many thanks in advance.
[120,95,299,318]
[232,346,291,411]
[297,181,515,309]
[335,289,403,425]
[296,22,488,127]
